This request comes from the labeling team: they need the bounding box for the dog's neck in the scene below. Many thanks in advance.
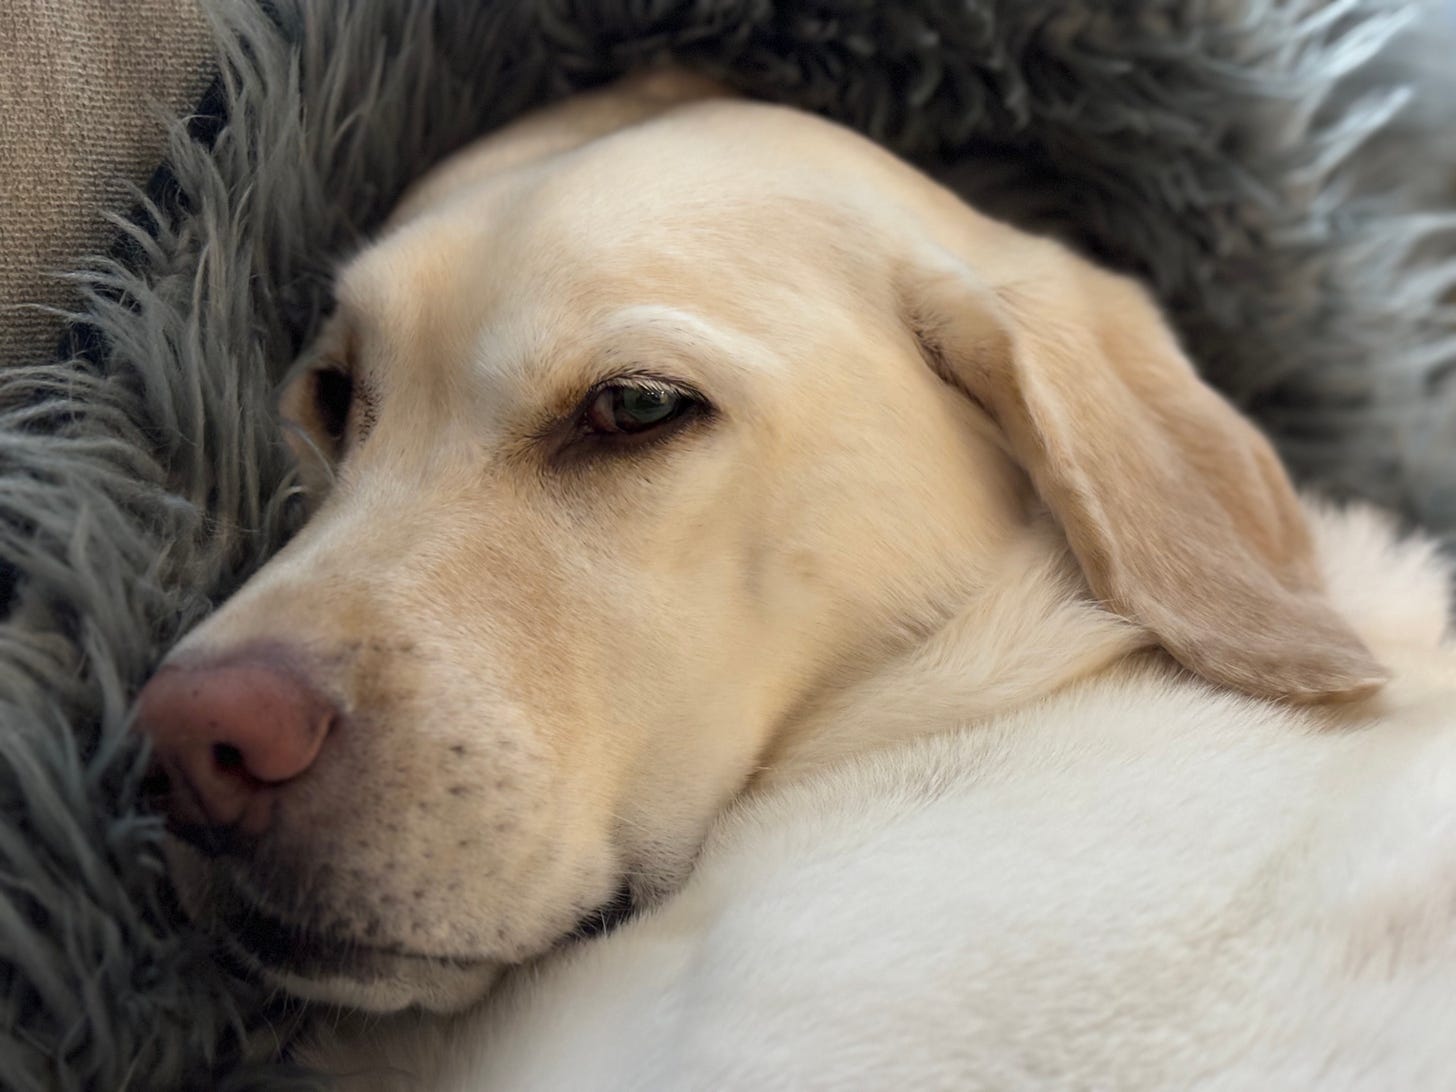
[755,520,1153,792]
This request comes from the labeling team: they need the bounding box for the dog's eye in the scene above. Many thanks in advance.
[313,367,354,442]
[582,381,696,437]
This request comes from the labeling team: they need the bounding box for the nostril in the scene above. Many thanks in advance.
[213,742,246,774]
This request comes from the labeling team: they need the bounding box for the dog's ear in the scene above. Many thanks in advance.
[899,243,1386,703]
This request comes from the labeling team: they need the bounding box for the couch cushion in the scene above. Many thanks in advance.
[0,0,212,365]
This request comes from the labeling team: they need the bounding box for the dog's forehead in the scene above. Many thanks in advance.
[339,104,886,303]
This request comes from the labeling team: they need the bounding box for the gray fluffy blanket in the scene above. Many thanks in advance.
[2,1,1454,1088]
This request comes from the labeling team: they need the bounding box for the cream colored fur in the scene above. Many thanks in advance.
[148,70,1455,1079]
[312,505,1456,1090]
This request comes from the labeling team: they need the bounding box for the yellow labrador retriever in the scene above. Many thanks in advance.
[134,71,1455,1082]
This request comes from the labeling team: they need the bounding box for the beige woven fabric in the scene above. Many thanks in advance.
[0,0,212,365]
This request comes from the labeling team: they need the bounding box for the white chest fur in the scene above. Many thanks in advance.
[314,506,1456,1091]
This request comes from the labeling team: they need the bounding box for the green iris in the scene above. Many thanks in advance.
[583,379,697,438]
[613,386,680,430]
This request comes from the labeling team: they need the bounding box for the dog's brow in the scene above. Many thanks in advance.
[594,305,780,375]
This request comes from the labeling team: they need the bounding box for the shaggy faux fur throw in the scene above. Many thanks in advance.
[2,1,1454,1088]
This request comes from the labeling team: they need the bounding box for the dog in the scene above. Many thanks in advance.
[133,69,1455,1084]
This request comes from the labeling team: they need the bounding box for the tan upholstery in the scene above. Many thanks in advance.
[0,0,212,365]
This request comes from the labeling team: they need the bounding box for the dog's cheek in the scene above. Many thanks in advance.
[360,725,611,955]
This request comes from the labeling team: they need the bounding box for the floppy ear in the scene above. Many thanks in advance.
[900,244,1386,703]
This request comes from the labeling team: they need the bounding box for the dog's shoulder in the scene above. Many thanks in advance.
[432,670,1455,1090]
[1301,503,1454,737]
[1305,500,1452,657]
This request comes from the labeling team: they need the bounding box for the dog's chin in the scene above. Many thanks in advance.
[262,954,504,1014]
[214,888,506,1013]
[165,843,503,1013]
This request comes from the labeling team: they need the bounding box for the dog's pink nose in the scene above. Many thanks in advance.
[134,655,336,836]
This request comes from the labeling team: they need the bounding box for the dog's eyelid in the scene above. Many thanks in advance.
[576,370,715,428]
[526,370,716,465]
[584,370,705,403]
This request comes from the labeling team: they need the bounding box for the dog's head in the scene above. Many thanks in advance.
[134,75,1383,1013]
